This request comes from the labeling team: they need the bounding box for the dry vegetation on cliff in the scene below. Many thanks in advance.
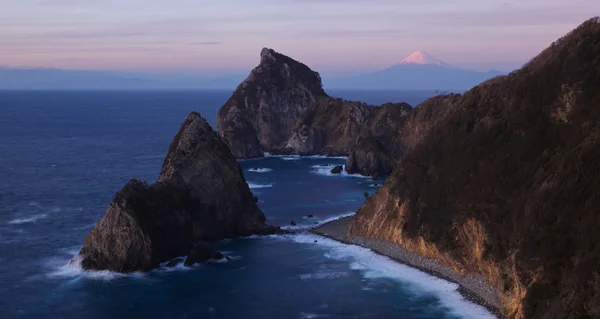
[350,17,600,319]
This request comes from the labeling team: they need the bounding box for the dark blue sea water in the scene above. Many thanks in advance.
[0,90,493,319]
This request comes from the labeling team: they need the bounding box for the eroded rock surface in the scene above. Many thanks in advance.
[216,48,413,174]
[345,135,396,177]
[80,113,278,272]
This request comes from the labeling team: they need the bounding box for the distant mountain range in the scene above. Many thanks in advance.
[0,51,505,90]
[326,51,505,91]
[0,68,246,90]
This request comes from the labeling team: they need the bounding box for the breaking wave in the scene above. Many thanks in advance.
[288,234,496,319]
[8,214,48,225]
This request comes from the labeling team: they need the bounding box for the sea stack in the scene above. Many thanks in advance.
[79,112,278,272]
[217,48,328,158]
[216,48,413,176]
[349,18,600,319]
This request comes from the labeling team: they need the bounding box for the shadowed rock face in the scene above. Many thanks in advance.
[350,18,600,319]
[79,180,195,272]
[216,48,413,174]
[79,112,277,272]
[345,135,396,178]
[159,112,268,240]
[217,48,328,158]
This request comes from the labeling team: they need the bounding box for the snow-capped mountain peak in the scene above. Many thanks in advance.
[398,51,447,66]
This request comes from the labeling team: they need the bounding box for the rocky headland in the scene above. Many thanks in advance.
[216,48,412,177]
[349,18,600,319]
[79,112,279,272]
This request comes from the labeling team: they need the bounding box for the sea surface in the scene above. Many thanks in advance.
[0,90,492,319]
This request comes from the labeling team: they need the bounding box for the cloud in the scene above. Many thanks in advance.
[299,29,407,39]
[189,41,221,45]
[422,5,592,28]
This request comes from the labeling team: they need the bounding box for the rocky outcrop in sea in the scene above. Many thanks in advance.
[79,112,279,272]
[216,48,413,177]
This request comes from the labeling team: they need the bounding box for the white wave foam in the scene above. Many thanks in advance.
[247,182,273,189]
[368,183,382,188]
[28,201,42,208]
[281,212,355,231]
[264,153,347,161]
[156,258,193,272]
[218,251,243,261]
[74,223,97,230]
[299,312,327,319]
[288,234,496,319]
[8,214,48,225]
[238,234,282,240]
[311,165,370,179]
[247,168,273,173]
[47,254,138,281]
[299,269,348,280]
[263,153,300,160]
[303,155,348,160]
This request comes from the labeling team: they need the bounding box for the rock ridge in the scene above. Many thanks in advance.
[350,17,600,319]
[217,48,414,176]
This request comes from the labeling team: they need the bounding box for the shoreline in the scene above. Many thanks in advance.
[311,215,503,318]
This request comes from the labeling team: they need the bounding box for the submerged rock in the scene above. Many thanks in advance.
[79,112,279,273]
[167,258,184,268]
[184,245,225,266]
[290,220,297,226]
[330,165,343,174]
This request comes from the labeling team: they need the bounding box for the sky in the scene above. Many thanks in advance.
[0,0,596,75]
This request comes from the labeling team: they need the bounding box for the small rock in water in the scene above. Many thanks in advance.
[307,214,314,218]
[314,240,318,243]
[166,258,184,267]
[330,165,343,174]
[184,245,225,266]
[290,220,297,226]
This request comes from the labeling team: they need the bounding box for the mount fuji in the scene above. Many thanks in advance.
[328,51,504,91]
[397,50,448,66]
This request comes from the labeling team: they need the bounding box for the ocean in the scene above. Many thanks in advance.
[0,90,492,319]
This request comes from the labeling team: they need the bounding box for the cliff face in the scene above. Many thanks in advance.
[80,113,276,272]
[344,135,396,178]
[217,48,328,158]
[350,18,600,319]
[158,112,268,240]
[217,48,412,175]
